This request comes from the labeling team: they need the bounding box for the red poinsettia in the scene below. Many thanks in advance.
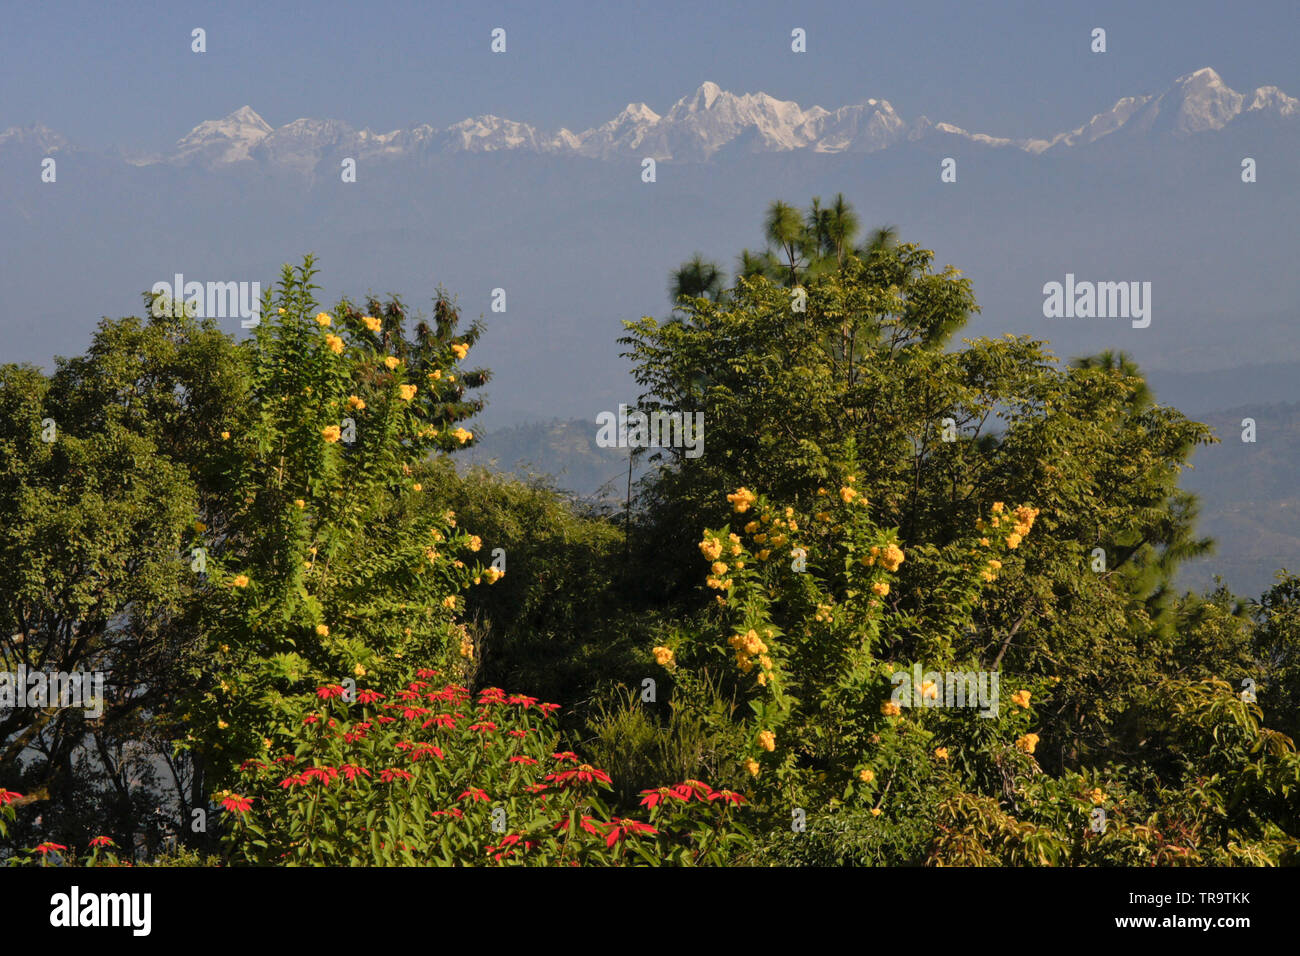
[356,689,385,704]
[707,789,747,806]
[380,768,414,783]
[316,685,346,700]
[221,794,254,814]
[509,755,539,765]
[88,835,115,848]
[340,764,371,781]
[603,817,658,847]
[639,786,684,809]
[0,789,24,805]
[546,764,613,788]
[458,787,490,803]
[671,779,714,802]
[35,842,68,855]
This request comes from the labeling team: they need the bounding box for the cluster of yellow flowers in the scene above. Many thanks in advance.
[726,487,757,513]
[1010,689,1031,708]
[652,646,675,669]
[743,757,760,777]
[324,333,345,354]
[481,566,504,584]
[880,700,902,717]
[728,629,775,686]
[346,395,366,411]
[1088,787,1107,805]
[1015,732,1039,754]
[321,424,341,443]
[860,542,905,573]
[813,603,834,624]
[451,342,469,360]
[398,384,417,401]
[757,729,775,752]
[362,315,381,332]
[451,427,473,444]
[858,767,875,783]
[315,312,332,327]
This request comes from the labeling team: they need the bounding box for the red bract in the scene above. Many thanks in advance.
[458,788,489,803]
[553,815,603,836]
[707,789,747,806]
[507,730,527,738]
[380,768,414,783]
[400,707,429,720]
[671,779,714,802]
[221,794,254,814]
[239,759,268,771]
[507,694,538,708]
[421,713,457,731]
[509,755,538,765]
[35,842,68,854]
[639,787,683,809]
[275,754,297,764]
[410,745,444,761]
[316,685,345,700]
[538,703,561,717]
[377,716,396,724]
[301,767,338,785]
[415,668,438,678]
[408,680,429,691]
[88,836,115,848]
[552,751,579,763]
[469,721,497,733]
[546,764,613,788]
[0,789,22,806]
[396,689,422,702]
[340,764,371,781]
[302,714,320,725]
[343,730,368,744]
[431,808,464,818]
[604,817,658,847]
[356,690,385,704]
[280,775,307,788]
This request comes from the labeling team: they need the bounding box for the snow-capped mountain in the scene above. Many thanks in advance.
[8,68,1295,172]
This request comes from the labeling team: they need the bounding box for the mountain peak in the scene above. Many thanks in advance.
[223,106,272,131]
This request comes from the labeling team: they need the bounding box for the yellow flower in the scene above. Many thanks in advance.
[217,719,229,730]
[921,680,938,700]
[315,624,329,637]
[459,635,474,658]
[354,663,367,677]
[711,561,728,576]
[468,535,482,552]
[981,570,997,583]
[934,747,949,760]
[726,487,757,513]
[881,543,905,572]
[277,308,286,315]
[992,501,1004,514]
[1089,787,1106,805]
[452,427,473,444]
[979,537,990,547]
[839,485,858,504]
[451,342,469,360]
[231,574,250,588]
[362,315,381,332]
[325,333,344,354]
[872,581,890,597]
[194,520,207,532]
[314,312,332,326]
[1011,689,1032,708]
[221,431,230,440]
[744,521,760,534]
[699,537,723,561]
[988,559,1002,570]
[483,566,504,584]
[412,483,422,492]
[870,807,882,817]
[294,499,305,509]
[398,384,417,401]
[384,356,401,370]
[1015,733,1040,754]
[728,533,743,554]
[321,425,341,443]
[1005,533,1022,549]
[652,646,674,668]
[859,768,875,783]
[757,549,771,561]
[442,596,458,609]
[756,671,767,686]
[757,730,776,752]
[881,701,902,717]
[743,757,760,777]
[347,395,366,411]
[428,369,442,381]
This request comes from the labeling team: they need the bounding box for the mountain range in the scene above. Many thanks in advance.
[5,68,1295,170]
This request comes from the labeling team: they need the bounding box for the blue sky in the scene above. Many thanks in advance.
[5,0,1297,149]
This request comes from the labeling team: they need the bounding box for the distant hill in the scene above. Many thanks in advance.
[459,418,634,504]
